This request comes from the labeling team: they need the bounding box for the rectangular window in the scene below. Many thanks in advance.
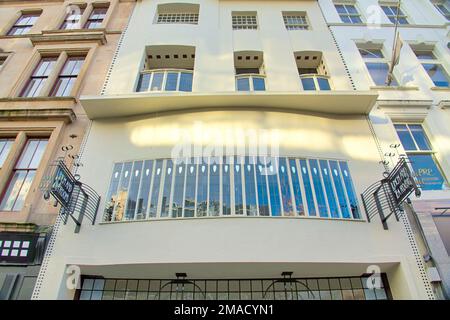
[394,124,447,190]
[8,13,40,35]
[172,162,185,218]
[160,160,174,217]
[433,0,450,21]
[244,157,257,216]
[208,161,220,216]
[335,4,362,23]
[20,57,57,97]
[196,162,208,217]
[0,139,14,168]
[0,139,48,211]
[157,13,199,24]
[358,46,397,86]
[381,5,409,24]
[233,156,244,215]
[413,48,449,87]
[279,158,296,216]
[50,56,85,97]
[85,6,109,29]
[232,13,257,30]
[60,6,85,30]
[222,160,231,216]
[183,161,196,217]
[283,13,309,30]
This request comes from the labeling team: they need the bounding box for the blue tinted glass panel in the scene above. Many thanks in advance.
[183,161,196,217]
[244,157,257,216]
[394,124,417,151]
[346,5,357,14]
[351,16,362,23]
[172,162,185,218]
[339,161,360,219]
[301,78,316,90]
[237,78,250,91]
[309,159,328,217]
[335,5,346,13]
[409,154,446,191]
[319,160,339,218]
[223,160,231,215]
[318,78,331,90]
[196,163,208,217]
[409,125,431,151]
[150,72,164,91]
[165,72,178,91]
[299,160,316,216]
[366,63,394,86]
[234,156,244,215]
[149,160,163,217]
[136,160,153,219]
[289,159,305,216]
[125,161,143,220]
[256,161,270,216]
[422,64,449,87]
[209,162,220,216]
[113,162,132,221]
[253,77,266,91]
[179,72,193,91]
[137,73,150,92]
[267,160,282,216]
[104,163,123,221]
[160,160,173,217]
[279,158,295,216]
[329,161,351,219]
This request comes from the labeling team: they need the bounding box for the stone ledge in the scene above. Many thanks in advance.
[0,108,76,123]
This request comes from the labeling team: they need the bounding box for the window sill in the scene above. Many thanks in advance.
[0,33,40,39]
[431,86,450,91]
[41,28,106,35]
[370,86,419,91]
[99,215,367,225]
[0,108,76,123]
[29,32,107,45]
[0,96,76,103]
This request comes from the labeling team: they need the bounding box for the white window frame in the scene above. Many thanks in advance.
[412,47,450,88]
[431,0,450,21]
[282,12,309,30]
[358,45,397,86]
[232,13,258,30]
[380,3,409,24]
[334,3,363,24]
[156,12,199,24]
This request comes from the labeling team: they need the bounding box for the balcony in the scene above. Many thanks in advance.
[136,69,193,92]
[235,74,266,91]
[300,74,331,91]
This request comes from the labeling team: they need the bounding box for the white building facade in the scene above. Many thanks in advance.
[32,0,449,300]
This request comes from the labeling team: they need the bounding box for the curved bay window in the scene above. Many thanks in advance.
[103,156,361,222]
[295,51,331,91]
[136,45,195,93]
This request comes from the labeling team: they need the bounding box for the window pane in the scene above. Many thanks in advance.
[223,160,231,215]
[279,158,295,216]
[339,161,360,219]
[150,72,164,91]
[21,78,45,97]
[16,140,39,168]
[183,161,196,217]
[267,160,281,216]
[237,78,250,91]
[0,170,27,211]
[320,160,339,218]
[234,156,244,215]
[366,63,390,86]
[244,157,257,216]
[409,125,431,151]
[114,162,132,221]
[255,161,269,216]
[28,140,48,169]
[0,140,14,167]
[136,160,153,219]
[165,72,178,91]
[124,161,143,220]
[309,159,328,217]
[301,78,316,90]
[196,163,208,217]
[104,163,123,221]
[12,170,35,211]
[409,154,446,191]
[318,78,331,90]
[160,160,174,217]
[179,72,193,91]
[252,77,266,91]
[329,161,351,218]
[137,73,151,92]
[208,162,220,216]
[172,161,185,218]
[422,64,449,87]
[149,160,163,218]
[394,124,417,151]
[299,160,316,216]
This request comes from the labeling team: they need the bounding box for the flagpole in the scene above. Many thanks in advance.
[386,0,402,86]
